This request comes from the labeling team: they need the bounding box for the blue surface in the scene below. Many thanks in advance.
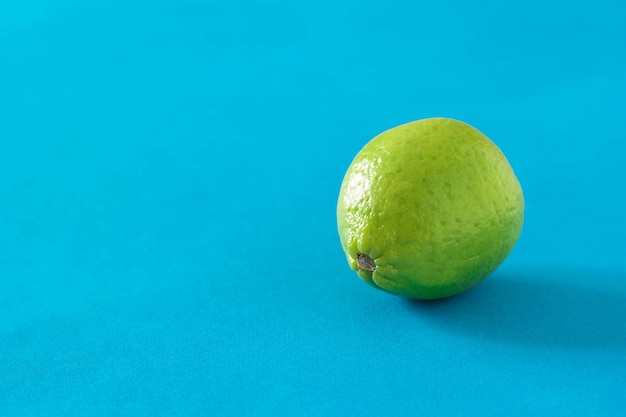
[1,0,625,415]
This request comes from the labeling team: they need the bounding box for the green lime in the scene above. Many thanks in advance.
[336,118,524,300]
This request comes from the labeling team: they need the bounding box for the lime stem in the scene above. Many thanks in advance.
[357,254,376,272]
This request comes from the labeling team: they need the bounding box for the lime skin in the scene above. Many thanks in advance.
[337,118,524,300]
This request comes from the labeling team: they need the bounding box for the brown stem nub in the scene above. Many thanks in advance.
[356,253,376,272]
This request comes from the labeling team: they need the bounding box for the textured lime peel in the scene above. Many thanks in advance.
[336,117,524,300]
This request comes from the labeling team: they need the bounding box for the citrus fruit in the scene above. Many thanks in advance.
[336,117,524,300]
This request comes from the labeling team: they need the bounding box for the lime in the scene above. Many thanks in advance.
[336,118,524,300]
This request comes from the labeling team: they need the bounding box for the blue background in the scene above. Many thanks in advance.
[1,0,625,415]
